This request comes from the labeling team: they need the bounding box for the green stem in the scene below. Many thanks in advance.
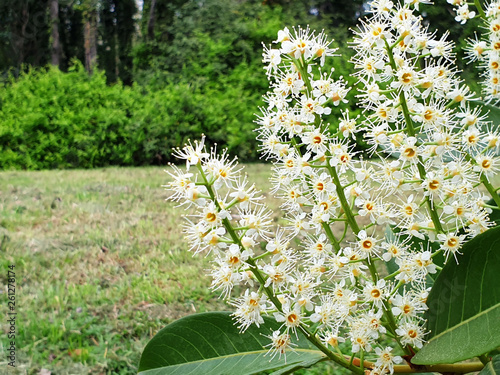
[474,0,486,19]
[322,222,341,252]
[383,300,412,356]
[196,162,366,373]
[324,153,412,356]
[483,203,500,210]
[359,349,365,372]
[339,222,349,242]
[252,252,271,261]
[297,325,364,375]
[326,161,360,234]
[384,39,444,234]
[463,153,500,208]
[384,270,400,280]
[197,163,283,309]
[478,354,490,365]
[481,174,500,208]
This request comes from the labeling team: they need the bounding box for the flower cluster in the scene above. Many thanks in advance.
[165,1,500,374]
[352,0,500,246]
[450,0,500,103]
[447,0,476,24]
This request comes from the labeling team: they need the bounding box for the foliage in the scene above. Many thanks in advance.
[5,0,477,169]
[98,0,137,84]
[480,355,500,375]
[133,0,367,160]
[0,0,136,83]
[134,73,262,164]
[133,0,362,85]
[0,61,269,169]
[0,0,366,170]
[0,0,50,72]
[0,63,139,169]
[138,312,326,375]
[412,226,500,364]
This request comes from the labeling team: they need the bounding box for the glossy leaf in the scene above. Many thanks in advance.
[479,355,500,375]
[480,101,500,124]
[269,357,328,375]
[412,226,500,365]
[138,312,326,375]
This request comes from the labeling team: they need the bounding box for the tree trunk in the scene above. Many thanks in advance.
[50,0,61,67]
[13,3,30,66]
[84,8,98,74]
[147,0,157,40]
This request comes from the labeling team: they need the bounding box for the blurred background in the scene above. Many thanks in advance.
[0,0,479,170]
[0,1,482,374]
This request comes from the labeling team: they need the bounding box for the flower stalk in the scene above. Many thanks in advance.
[165,1,499,373]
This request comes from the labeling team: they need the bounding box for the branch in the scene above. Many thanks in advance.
[348,356,484,374]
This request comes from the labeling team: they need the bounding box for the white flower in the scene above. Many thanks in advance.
[363,279,388,307]
[357,230,379,257]
[391,67,418,91]
[391,292,427,320]
[262,45,282,76]
[281,26,314,60]
[264,330,297,362]
[437,232,465,262]
[374,346,403,374]
[455,4,475,24]
[474,154,500,179]
[172,136,209,170]
[231,290,268,331]
[210,265,241,299]
[395,321,426,348]
[274,301,303,336]
[275,27,290,43]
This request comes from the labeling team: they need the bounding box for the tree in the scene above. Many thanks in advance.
[50,0,61,67]
[147,0,157,40]
[114,0,137,84]
[0,0,50,73]
[81,0,98,74]
[99,0,137,83]
[58,1,85,71]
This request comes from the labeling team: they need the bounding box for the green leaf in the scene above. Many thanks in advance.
[268,360,325,375]
[468,101,500,126]
[138,312,326,375]
[479,355,500,375]
[269,357,327,375]
[412,226,500,365]
[479,101,500,124]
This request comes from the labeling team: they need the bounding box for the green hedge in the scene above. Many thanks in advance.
[1,64,136,169]
[0,0,363,171]
[0,63,263,170]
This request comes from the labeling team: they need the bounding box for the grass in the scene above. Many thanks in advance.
[0,164,281,374]
[1,164,344,375]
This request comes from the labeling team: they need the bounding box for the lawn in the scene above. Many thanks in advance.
[1,164,346,375]
[0,165,267,373]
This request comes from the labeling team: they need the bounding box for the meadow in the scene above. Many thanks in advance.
[0,164,345,374]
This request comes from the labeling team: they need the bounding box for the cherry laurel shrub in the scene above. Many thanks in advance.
[140,1,500,374]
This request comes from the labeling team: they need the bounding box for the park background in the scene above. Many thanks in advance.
[0,0,484,373]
